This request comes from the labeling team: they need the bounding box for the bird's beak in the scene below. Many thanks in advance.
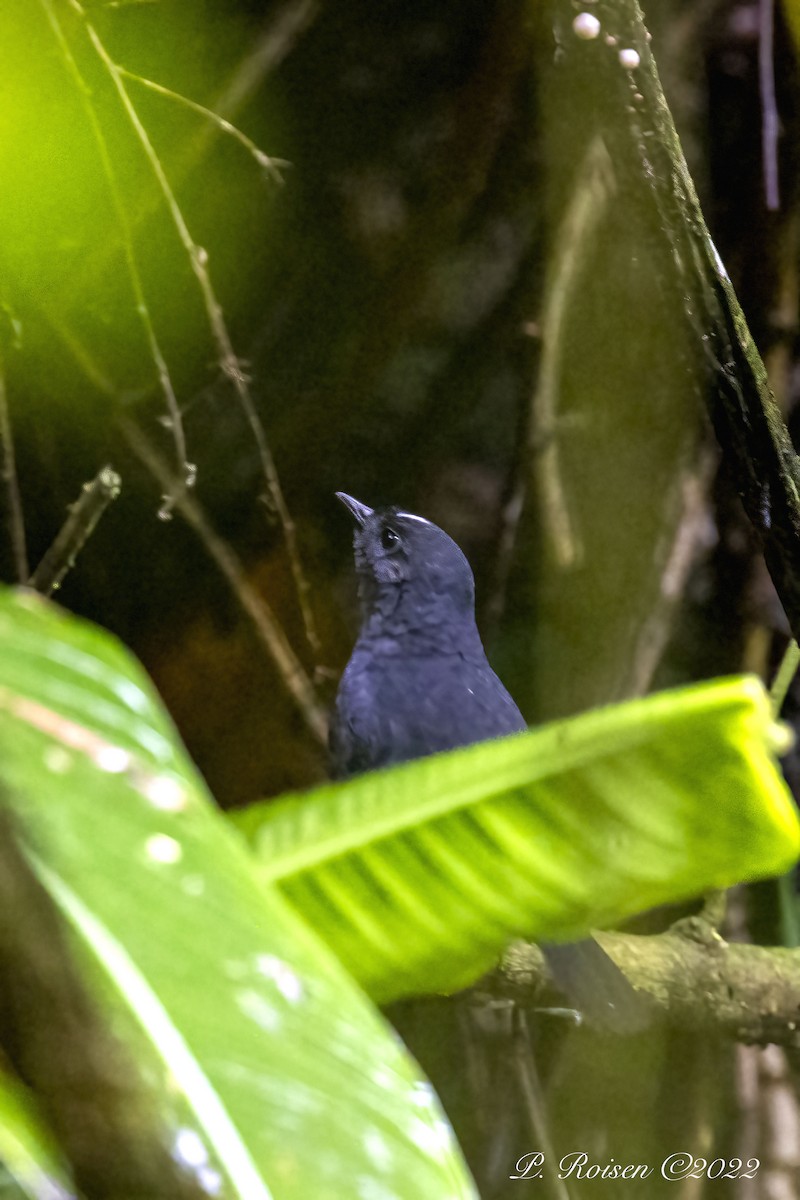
[335,492,374,527]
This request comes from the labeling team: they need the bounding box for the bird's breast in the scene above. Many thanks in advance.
[333,641,525,775]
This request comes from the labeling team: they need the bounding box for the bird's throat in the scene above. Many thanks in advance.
[357,582,482,658]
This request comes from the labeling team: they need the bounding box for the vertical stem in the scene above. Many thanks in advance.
[512,1008,574,1200]
[770,639,800,715]
[0,358,28,582]
[39,0,190,489]
[759,0,780,212]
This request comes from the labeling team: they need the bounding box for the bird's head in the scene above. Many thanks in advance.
[335,493,476,622]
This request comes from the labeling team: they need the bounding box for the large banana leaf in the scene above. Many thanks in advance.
[234,678,800,1003]
[0,589,475,1200]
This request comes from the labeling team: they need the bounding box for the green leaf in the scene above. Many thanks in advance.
[0,1070,71,1200]
[0,590,475,1200]
[234,677,800,1004]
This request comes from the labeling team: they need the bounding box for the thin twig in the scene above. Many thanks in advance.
[487,136,615,635]
[626,458,716,696]
[769,638,800,714]
[65,0,317,298]
[777,872,800,948]
[118,67,288,181]
[39,0,192,492]
[735,1045,761,1200]
[121,418,328,746]
[511,1009,574,1200]
[759,0,781,212]
[73,1,323,665]
[699,889,728,932]
[532,136,615,571]
[204,0,318,135]
[0,357,28,582]
[758,1045,800,1195]
[28,466,121,596]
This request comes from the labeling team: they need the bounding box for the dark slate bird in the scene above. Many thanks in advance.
[331,493,648,1033]
[330,494,525,776]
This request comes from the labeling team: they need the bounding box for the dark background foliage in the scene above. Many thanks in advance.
[4,0,776,805]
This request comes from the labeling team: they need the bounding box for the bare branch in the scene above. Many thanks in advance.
[121,418,328,747]
[73,1,322,665]
[60,0,317,296]
[28,466,121,597]
[118,67,288,181]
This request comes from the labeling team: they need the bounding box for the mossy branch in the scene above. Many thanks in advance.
[589,0,800,641]
[490,926,800,1047]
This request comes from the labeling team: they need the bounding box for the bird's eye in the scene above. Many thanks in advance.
[381,526,401,551]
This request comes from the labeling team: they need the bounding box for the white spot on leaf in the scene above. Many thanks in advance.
[145,833,183,864]
[95,745,131,774]
[362,1129,393,1173]
[197,1166,222,1195]
[236,989,281,1032]
[412,1081,438,1108]
[174,1128,209,1169]
[255,954,305,1004]
[143,775,187,812]
[410,1116,455,1156]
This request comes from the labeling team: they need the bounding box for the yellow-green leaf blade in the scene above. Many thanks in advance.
[235,677,800,1002]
